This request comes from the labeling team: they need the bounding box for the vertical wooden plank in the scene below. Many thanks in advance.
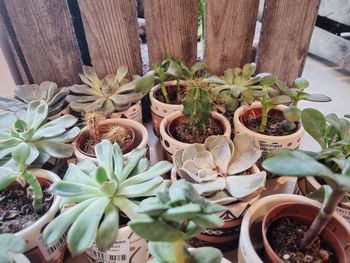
[144,0,198,67]
[257,0,320,86]
[78,0,142,76]
[205,0,259,75]
[3,0,82,86]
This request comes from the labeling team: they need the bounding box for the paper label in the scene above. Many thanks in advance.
[86,240,130,263]
[37,232,66,260]
[336,206,350,223]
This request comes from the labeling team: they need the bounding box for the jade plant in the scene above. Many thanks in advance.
[0,81,69,117]
[0,100,79,165]
[67,65,154,116]
[263,149,350,249]
[276,78,331,130]
[43,140,173,253]
[0,233,26,263]
[204,63,261,113]
[129,179,225,263]
[173,134,266,204]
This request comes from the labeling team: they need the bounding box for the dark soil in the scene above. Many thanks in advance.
[243,114,297,136]
[0,184,53,233]
[267,218,336,263]
[154,85,187,104]
[172,119,224,144]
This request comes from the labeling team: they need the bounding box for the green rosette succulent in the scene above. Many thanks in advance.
[0,100,79,165]
[43,140,173,254]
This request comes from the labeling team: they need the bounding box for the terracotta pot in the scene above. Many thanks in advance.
[73,118,148,162]
[262,202,350,263]
[14,169,64,263]
[149,81,185,136]
[159,111,231,161]
[85,225,148,263]
[295,177,350,224]
[238,194,350,263]
[234,102,304,163]
[110,101,143,123]
[171,166,263,252]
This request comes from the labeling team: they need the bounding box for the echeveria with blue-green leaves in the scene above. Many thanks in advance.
[0,100,79,165]
[129,179,225,263]
[0,233,26,263]
[43,140,173,254]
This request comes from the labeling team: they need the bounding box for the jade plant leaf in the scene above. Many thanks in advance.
[190,247,223,263]
[301,108,327,148]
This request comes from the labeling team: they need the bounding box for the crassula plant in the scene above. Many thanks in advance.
[0,100,79,166]
[0,81,69,117]
[67,65,154,116]
[173,134,266,204]
[43,140,173,253]
[129,179,225,263]
[276,78,331,130]
[205,63,261,113]
[0,233,26,263]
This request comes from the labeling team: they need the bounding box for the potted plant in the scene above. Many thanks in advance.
[0,81,70,120]
[0,100,80,175]
[0,234,30,263]
[295,109,350,223]
[233,76,331,162]
[128,179,230,263]
[172,134,266,250]
[73,111,148,162]
[159,79,231,160]
[67,65,154,123]
[0,144,64,263]
[43,140,173,263]
[150,57,205,136]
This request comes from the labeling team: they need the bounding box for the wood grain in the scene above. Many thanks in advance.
[205,0,259,75]
[78,0,142,77]
[144,0,198,67]
[3,0,82,86]
[257,0,320,87]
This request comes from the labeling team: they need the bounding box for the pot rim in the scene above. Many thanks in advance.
[150,80,187,109]
[234,102,304,140]
[160,110,231,148]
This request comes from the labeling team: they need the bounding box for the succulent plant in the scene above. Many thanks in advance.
[204,63,261,113]
[0,100,80,166]
[67,65,154,116]
[43,140,173,254]
[0,233,26,263]
[276,78,331,130]
[173,134,266,205]
[129,179,225,263]
[0,81,69,117]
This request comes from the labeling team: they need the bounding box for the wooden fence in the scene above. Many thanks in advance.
[0,0,320,87]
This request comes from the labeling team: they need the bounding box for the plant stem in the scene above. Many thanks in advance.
[172,240,188,263]
[160,71,170,104]
[300,190,345,250]
[22,170,43,212]
[259,103,268,133]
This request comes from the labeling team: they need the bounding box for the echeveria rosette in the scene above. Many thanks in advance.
[43,140,173,254]
[173,134,266,205]
[0,81,69,117]
[0,100,80,166]
[0,234,26,263]
[129,180,225,263]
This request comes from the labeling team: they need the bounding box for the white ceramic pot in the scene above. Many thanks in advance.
[234,102,304,162]
[159,111,231,161]
[15,169,64,263]
[296,177,350,223]
[73,118,149,162]
[111,101,143,123]
[237,194,350,263]
[85,225,148,263]
[149,81,184,136]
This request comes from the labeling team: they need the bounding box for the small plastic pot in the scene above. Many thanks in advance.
[234,102,304,163]
[159,111,231,161]
[149,81,185,136]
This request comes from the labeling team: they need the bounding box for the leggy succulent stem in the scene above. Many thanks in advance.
[159,71,170,104]
[22,170,43,212]
[300,189,344,250]
[172,240,188,263]
[259,99,268,133]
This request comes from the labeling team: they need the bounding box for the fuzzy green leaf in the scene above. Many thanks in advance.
[96,204,119,251]
[301,108,326,148]
[190,247,223,263]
